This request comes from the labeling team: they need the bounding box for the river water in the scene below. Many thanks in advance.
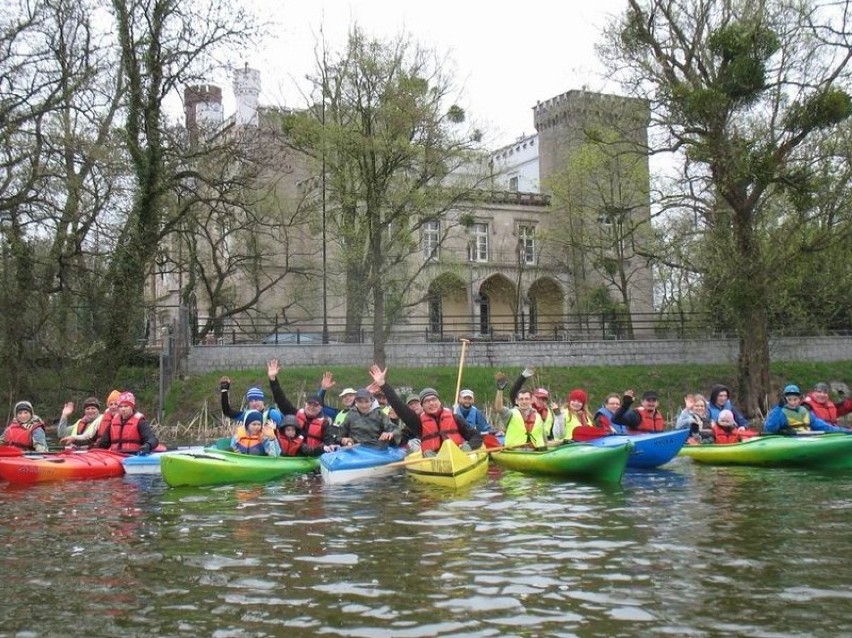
[2,459,851,637]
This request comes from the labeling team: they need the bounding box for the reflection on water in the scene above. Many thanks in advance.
[2,459,852,636]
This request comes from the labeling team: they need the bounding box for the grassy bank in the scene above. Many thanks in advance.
[162,360,852,431]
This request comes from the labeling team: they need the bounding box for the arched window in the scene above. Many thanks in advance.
[428,295,442,336]
[478,293,490,335]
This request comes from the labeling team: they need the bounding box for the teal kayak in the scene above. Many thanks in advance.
[491,441,632,482]
[161,449,319,487]
[679,433,852,469]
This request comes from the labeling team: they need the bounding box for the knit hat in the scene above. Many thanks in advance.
[83,396,101,409]
[339,387,356,397]
[459,389,474,399]
[118,392,136,409]
[533,388,550,399]
[279,414,299,431]
[14,400,33,415]
[419,387,439,403]
[405,394,421,405]
[783,384,802,396]
[354,388,372,401]
[243,410,264,426]
[245,387,265,402]
[813,382,831,393]
[718,409,736,426]
[568,389,588,406]
[107,390,121,405]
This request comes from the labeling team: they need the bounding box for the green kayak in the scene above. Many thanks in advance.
[160,449,319,487]
[491,441,632,483]
[679,433,852,469]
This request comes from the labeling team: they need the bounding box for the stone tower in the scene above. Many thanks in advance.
[533,90,654,326]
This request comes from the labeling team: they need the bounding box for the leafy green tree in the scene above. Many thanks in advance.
[284,27,486,364]
[600,0,852,414]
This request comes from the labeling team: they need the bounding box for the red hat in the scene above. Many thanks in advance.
[568,389,588,406]
[533,388,550,399]
[118,391,136,409]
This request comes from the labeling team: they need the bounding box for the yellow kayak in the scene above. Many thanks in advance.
[404,439,489,489]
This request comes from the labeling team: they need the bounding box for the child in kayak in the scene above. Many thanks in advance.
[764,385,847,435]
[712,409,758,444]
[231,409,281,456]
[0,401,48,452]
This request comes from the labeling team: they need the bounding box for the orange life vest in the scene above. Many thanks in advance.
[3,420,45,450]
[419,408,465,453]
[712,423,759,444]
[108,412,144,452]
[233,426,266,455]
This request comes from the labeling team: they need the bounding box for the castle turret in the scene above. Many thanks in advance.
[184,84,224,133]
[233,64,261,126]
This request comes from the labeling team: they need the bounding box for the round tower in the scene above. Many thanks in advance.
[233,64,261,126]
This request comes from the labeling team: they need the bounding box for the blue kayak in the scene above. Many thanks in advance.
[319,445,407,484]
[588,428,690,468]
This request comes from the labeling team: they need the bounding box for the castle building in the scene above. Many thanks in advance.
[149,69,654,344]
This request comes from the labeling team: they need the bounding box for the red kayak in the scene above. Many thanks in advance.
[0,448,126,484]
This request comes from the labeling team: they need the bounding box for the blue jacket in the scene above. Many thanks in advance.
[764,404,843,434]
[707,385,750,427]
[455,405,491,433]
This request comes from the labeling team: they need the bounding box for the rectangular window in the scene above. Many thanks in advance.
[422,220,440,261]
[508,175,519,191]
[518,224,536,265]
[468,223,489,262]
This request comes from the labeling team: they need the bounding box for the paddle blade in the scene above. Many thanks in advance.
[482,433,501,449]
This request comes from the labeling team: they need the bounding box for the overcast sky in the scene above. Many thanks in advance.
[225,0,629,148]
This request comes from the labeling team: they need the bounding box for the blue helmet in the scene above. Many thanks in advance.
[783,384,801,396]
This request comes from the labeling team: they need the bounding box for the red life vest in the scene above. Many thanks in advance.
[633,408,665,433]
[419,408,465,453]
[804,395,838,424]
[712,423,759,444]
[277,434,304,456]
[296,410,327,448]
[3,420,45,450]
[96,412,115,442]
[108,412,144,452]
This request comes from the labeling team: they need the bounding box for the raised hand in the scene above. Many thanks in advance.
[684,393,695,410]
[62,402,74,418]
[267,359,281,380]
[495,371,508,390]
[624,389,635,399]
[219,376,231,391]
[369,364,387,387]
[521,366,536,378]
[320,370,335,390]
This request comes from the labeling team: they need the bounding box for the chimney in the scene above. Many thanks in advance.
[233,64,261,126]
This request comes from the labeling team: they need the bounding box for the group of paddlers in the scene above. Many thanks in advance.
[3,364,848,456]
[0,390,159,453]
[217,361,852,458]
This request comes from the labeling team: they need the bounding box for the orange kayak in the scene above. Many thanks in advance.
[0,448,126,484]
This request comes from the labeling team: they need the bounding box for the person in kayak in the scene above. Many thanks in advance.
[594,393,622,432]
[370,365,483,456]
[275,415,304,456]
[612,390,666,433]
[230,409,281,456]
[553,389,602,441]
[493,373,546,449]
[93,390,121,444]
[338,387,399,447]
[764,385,847,435]
[94,392,159,454]
[57,397,104,448]
[803,382,852,425]
[676,394,714,445]
[454,388,491,433]
[707,384,750,428]
[219,374,283,429]
[711,409,759,444]
[0,401,48,452]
